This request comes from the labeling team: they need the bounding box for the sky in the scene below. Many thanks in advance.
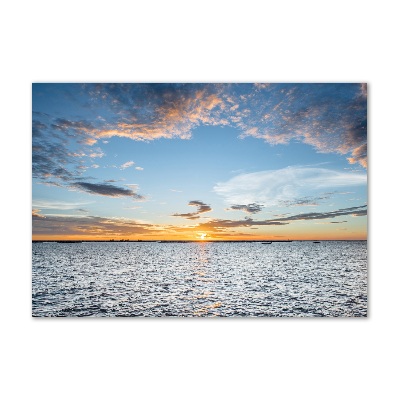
[32,83,367,241]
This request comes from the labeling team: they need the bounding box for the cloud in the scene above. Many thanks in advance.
[32,118,102,183]
[32,84,368,207]
[189,200,211,213]
[51,118,97,145]
[135,166,144,171]
[347,143,367,168]
[32,200,93,210]
[33,84,367,192]
[73,182,144,199]
[32,120,47,138]
[32,204,366,239]
[80,137,98,146]
[32,121,76,182]
[120,161,135,169]
[51,118,94,133]
[32,209,45,218]
[88,148,105,158]
[254,83,270,90]
[360,83,367,98]
[84,83,224,142]
[195,205,366,232]
[32,214,164,237]
[236,83,367,168]
[198,218,287,230]
[279,194,332,207]
[214,167,367,206]
[172,200,212,219]
[266,205,367,222]
[227,203,263,214]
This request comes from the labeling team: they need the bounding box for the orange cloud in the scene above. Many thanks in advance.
[32,209,45,218]
[88,90,224,142]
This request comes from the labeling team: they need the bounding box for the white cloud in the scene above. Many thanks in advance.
[32,200,93,210]
[135,166,144,171]
[120,161,135,170]
[88,148,105,158]
[213,167,367,206]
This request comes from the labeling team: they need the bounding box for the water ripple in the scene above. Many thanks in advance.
[32,241,367,317]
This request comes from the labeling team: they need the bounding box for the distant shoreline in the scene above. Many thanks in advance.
[32,239,367,243]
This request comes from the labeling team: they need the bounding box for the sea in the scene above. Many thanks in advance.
[32,241,367,317]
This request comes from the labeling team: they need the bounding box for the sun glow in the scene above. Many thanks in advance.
[199,233,207,240]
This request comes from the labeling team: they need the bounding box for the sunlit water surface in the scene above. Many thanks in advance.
[32,241,367,317]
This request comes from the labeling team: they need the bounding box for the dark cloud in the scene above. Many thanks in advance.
[337,206,366,212]
[32,120,47,138]
[51,118,94,133]
[86,83,221,117]
[279,194,331,207]
[32,113,109,203]
[32,116,89,182]
[32,143,75,182]
[82,83,224,141]
[196,218,287,233]
[172,200,212,219]
[73,182,144,199]
[232,83,367,168]
[195,205,366,232]
[212,218,287,227]
[180,215,201,220]
[269,205,367,222]
[227,203,263,213]
[188,200,212,213]
[350,210,367,217]
[49,118,98,146]
[32,113,145,206]
[32,215,162,237]
[34,84,367,175]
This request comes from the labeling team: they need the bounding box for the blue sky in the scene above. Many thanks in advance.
[32,83,367,240]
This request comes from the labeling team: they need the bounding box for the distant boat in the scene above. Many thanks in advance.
[313,241,321,243]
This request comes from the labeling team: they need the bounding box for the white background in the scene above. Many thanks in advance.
[1,1,399,399]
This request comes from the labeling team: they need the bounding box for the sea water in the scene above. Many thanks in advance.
[32,241,367,317]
